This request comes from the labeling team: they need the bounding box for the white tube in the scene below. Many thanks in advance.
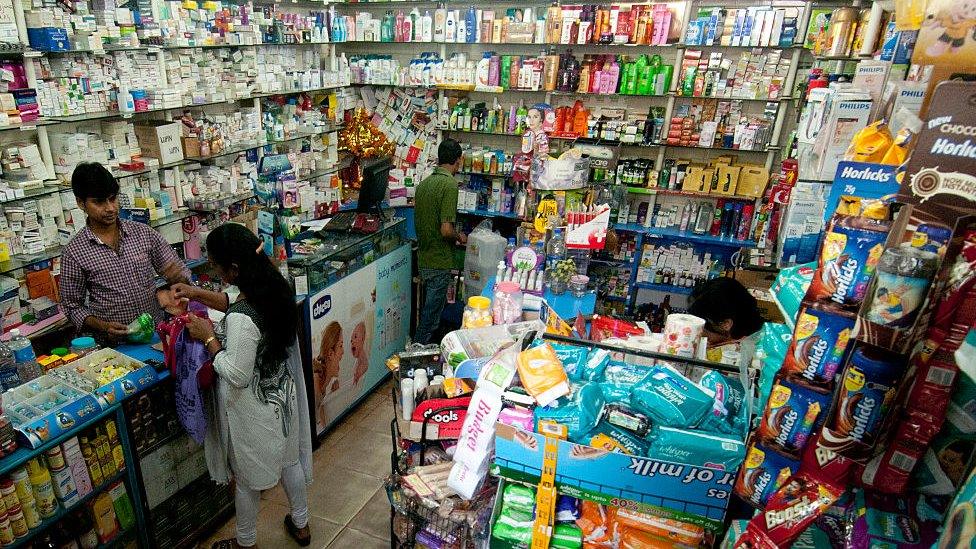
[401,378,415,420]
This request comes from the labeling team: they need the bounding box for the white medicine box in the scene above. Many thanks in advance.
[133,121,184,164]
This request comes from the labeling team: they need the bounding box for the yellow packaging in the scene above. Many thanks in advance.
[681,166,710,193]
[736,165,770,197]
[443,377,475,398]
[515,343,569,407]
[845,121,893,164]
[881,126,915,166]
[714,165,742,195]
[91,492,119,543]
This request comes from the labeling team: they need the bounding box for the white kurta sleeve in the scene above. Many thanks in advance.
[213,312,261,388]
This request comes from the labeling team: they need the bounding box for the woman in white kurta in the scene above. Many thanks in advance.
[178,223,313,549]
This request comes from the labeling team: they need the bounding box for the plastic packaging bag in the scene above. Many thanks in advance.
[463,220,508,298]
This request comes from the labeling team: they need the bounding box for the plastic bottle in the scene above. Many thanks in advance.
[466,6,477,43]
[546,228,567,271]
[27,459,57,518]
[420,10,433,42]
[434,8,446,41]
[476,52,491,87]
[504,237,516,263]
[445,10,457,42]
[9,329,40,383]
[0,340,15,389]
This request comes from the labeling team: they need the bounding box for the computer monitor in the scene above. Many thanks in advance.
[357,156,392,218]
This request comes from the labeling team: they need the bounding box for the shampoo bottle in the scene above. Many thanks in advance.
[445,10,457,42]
[434,8,446,41]
[466,7,477,43]
[421,10,433,41]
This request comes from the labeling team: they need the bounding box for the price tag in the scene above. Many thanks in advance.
[148,46,161,54]
[531,434,559,549]
[19,125,36,132]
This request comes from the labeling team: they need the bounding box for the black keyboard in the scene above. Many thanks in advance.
[323,211,358,232]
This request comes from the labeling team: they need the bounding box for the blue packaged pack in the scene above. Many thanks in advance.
[555,496,580,522]
[577,349,610,382]
[699,371,747,429]
[550,342,589,380]
[645,425,746,471]
[598,382,632,405]
[603,360,652,386]
[630,365,713,429]
[535,382,606,441]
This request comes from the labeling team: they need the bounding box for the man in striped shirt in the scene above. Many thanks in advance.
[59,163,190,339]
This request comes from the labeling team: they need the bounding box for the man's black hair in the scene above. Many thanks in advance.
[688,277,764,340]
[438,139,462,166]
[71,162,120,201]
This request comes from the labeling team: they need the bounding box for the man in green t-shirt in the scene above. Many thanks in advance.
[413,139,467,344]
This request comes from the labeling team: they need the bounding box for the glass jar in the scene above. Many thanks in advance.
[570,274,589,297]
[548,279,567,295]
[492,282,523,325]
[462,296,493,328]
[69,337,97,357]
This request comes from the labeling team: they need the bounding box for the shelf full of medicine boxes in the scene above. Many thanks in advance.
[0,102,343,279]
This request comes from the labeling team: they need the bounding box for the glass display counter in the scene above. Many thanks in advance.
[287,218,408,295]
[289,217,413,439]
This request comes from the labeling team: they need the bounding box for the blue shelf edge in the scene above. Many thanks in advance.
[613,223,757,248]
[634,281,695,295]
[0,404,121,476]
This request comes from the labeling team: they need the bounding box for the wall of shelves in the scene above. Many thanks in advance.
[332,0,811,313]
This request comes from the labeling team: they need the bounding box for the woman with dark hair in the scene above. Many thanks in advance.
[688,277,765,345]
[688,277,765,364]
[173,223,313,548]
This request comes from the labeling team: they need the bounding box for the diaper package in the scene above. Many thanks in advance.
[630,365,714,429]
[698,370,748,434]
[550,342,590,380]
[646,425,746,471]
[757,377,832,454]
[772,262,816,322]
[501,483,536,517]
[534,382,606,441]
[551,523,583,549]
[578,348,611,381]
[582,421,650,456]
[756,322,794,412]
[556,495,581,522]
[576,501,615,546]
[517,342,571,406]
[603,360,651,386]
[598,382,634,405]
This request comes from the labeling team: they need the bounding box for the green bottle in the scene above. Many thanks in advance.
[500,56,511,90]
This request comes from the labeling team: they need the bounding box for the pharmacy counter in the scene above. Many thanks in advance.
[288,219,412,439]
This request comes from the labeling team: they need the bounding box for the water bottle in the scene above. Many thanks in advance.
[9,329,40,384]
[0,340,16,390]
[546,228,567,271]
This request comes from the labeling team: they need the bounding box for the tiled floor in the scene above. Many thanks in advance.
[201,380,396,548]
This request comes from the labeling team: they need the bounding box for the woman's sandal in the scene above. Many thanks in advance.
[284,515,311,547]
